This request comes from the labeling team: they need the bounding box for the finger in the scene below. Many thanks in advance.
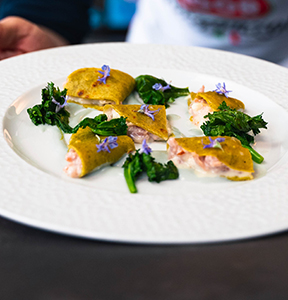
[0,49,24,60]
[0,16,32,49]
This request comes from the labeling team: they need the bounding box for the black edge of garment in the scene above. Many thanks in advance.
[0,0,93,44]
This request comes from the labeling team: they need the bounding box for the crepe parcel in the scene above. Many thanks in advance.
[188,87,245,127]
[64,67,135,110]
[64,127,135,178]
[103,104,169,143]
[167,136,254,181]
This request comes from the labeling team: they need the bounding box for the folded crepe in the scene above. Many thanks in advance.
[189,91,245,111]
[103,104,169,142]
[64,127,135,178]
[188,90,245,127]
[167,136,254,181]
[64,67,135,110]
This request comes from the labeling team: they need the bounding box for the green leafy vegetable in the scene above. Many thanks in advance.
[71,115,127,136]
[135,75,189,107]
[123,151,144,194]
[200,102,268,164]
[27,82,70,129]
[122,150,179,193]
[27,82,128,136]
[142,154,179,183]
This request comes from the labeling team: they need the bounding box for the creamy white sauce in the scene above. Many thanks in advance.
[68,96,115,106]
[40,91,256,183]
[166,96,198,137]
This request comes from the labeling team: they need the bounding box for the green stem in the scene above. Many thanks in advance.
[124,165,137,193]
[242,145,264,164]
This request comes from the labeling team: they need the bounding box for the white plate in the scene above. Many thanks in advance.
[1,43,288,244]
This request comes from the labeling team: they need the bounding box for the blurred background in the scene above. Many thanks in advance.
[85,0,136,43]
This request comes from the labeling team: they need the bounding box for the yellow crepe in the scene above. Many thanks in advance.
[188,91,245,111]
[173,136,254,181]
[104,104,169,141]
[68,127,135,177]
[64,67,135,110]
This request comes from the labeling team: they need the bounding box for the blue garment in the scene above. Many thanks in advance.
[0,0,93,44]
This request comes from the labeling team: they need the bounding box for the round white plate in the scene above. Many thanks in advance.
[1,43,288,244]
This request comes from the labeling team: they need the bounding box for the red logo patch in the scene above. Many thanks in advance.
[177,0,270,19]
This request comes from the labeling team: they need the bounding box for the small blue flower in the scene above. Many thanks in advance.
[213,82,232,98]
[137,104,161,121]
[107,136,118,150]
[140,139,152,155]
[203,137,225,149]
[96,136,118,153]
[97,65,111,84]
[152,82,171,92]
[52,95,68,113]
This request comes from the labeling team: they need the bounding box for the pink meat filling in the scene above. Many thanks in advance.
[126,122,162,144]
[167,138,229,174]
[106,108,166,144]
[188,86,213,127]
[63,149,82,178]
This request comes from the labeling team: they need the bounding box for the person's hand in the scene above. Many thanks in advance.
[0,16,69,60]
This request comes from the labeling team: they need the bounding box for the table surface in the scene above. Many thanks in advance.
[1,215,288,300]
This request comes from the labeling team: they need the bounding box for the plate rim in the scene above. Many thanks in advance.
[1,42,288,244]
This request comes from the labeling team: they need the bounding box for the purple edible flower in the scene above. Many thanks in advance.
[139,139,152,155]
[97,65,111,84]
[213,82,232,98]
[203,137,225,149]
[152,82,171,92]
[137,104,161,121]
[96,136,118,153]
[52,95,68,113]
